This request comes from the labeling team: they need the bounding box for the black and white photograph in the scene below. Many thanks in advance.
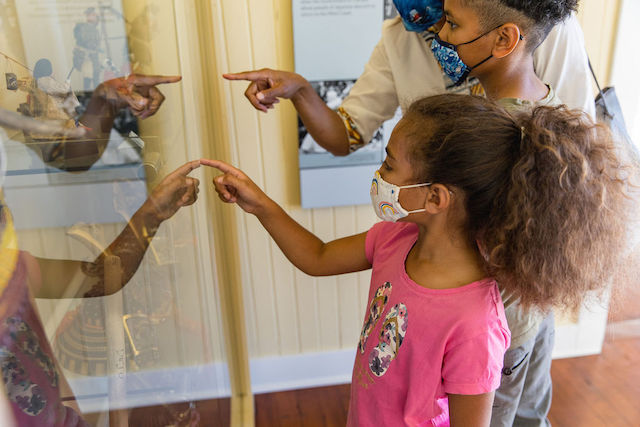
[383,0,399,20]
[298,80,386,167]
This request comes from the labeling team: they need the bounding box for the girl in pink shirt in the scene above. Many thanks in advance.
[203,94,629,426]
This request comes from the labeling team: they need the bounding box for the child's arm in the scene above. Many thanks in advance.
[448,392,494,427]
[201,159,371,276]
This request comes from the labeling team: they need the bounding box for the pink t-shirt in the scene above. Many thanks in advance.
[347,222,510,426]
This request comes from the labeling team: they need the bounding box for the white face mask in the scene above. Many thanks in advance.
[370,170,431,222]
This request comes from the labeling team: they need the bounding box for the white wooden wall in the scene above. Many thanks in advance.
[212,0,623,366]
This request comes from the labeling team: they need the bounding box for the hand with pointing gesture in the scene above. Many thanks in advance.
[223,68,310,113]
[200,158,273,215]
[142,160,201,223]
[95,74,182,119]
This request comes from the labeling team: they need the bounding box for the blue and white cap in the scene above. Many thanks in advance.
[393,0,443,32]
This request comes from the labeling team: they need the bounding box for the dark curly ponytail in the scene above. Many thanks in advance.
[405,94,630,311]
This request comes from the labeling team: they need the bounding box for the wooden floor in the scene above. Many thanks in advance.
[251,323,640,427]
[128,291,640,426]
[548,320,640,426]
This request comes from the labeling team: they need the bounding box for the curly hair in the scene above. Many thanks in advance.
[460,0,579,52]
[404,94,630,311]
[499,0,578,23]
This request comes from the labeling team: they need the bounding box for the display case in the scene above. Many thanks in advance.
[0,1,242,425]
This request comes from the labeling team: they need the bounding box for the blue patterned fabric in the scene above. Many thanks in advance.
[430,34,471,86]
[393,0,443,32]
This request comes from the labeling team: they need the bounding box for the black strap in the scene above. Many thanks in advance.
[587,58,611,116]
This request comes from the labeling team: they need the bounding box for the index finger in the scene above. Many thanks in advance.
[223,70,269,82]
[171,159,201,176]
[129,74,182,86]
[200,158,244,177]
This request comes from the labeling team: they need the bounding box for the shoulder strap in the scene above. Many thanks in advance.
[587,58,611,115]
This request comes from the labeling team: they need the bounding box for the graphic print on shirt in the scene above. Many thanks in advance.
[369,303,408,377]
[358,282,392,353]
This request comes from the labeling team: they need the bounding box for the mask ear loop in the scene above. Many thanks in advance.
[398,182,432,215]
[399,182,432,190]
[402,182,457,216]
[469,26,525,77]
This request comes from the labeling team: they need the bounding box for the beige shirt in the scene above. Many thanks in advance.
[497,84,562,111]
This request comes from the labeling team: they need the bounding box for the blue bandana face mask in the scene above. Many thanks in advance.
[393,0,443,33]
[431,27,523,86]
[431,29,497,86]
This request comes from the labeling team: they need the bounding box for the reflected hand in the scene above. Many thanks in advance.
[223,68,309,113]
[144,160,201,223]
[97,74,182,119]
[200,158,271,215]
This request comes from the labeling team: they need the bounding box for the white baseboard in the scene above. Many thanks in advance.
[66,348,356,413]
[65,363,232,414]
[552,298,609,360]
[250,348,355,394]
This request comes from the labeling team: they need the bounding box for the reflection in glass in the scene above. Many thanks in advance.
[0,1,229,425]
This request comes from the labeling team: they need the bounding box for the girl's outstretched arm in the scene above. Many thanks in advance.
[201,159,371,276]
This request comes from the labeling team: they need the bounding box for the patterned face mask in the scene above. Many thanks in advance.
[430,29,497,86]
[393,0,443,33]
[370,171,431,222]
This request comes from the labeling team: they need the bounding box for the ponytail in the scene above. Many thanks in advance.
[486,105,629,310]
[405,95,630,311]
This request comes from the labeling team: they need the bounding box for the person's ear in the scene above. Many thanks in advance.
[492,23,523,59]
[424,184,452,214]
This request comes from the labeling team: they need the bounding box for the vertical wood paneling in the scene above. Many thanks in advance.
[220,0,281,358]
[289,210,321,353]
[248,0,298,356]
[174,0,231,367]
[269,241,301,355]
[313,208,340,350]
[334,205,363,348]
[267,0,310,356]
[212,0,262,361]
[214,0,380,358]
[355,205,379,320]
